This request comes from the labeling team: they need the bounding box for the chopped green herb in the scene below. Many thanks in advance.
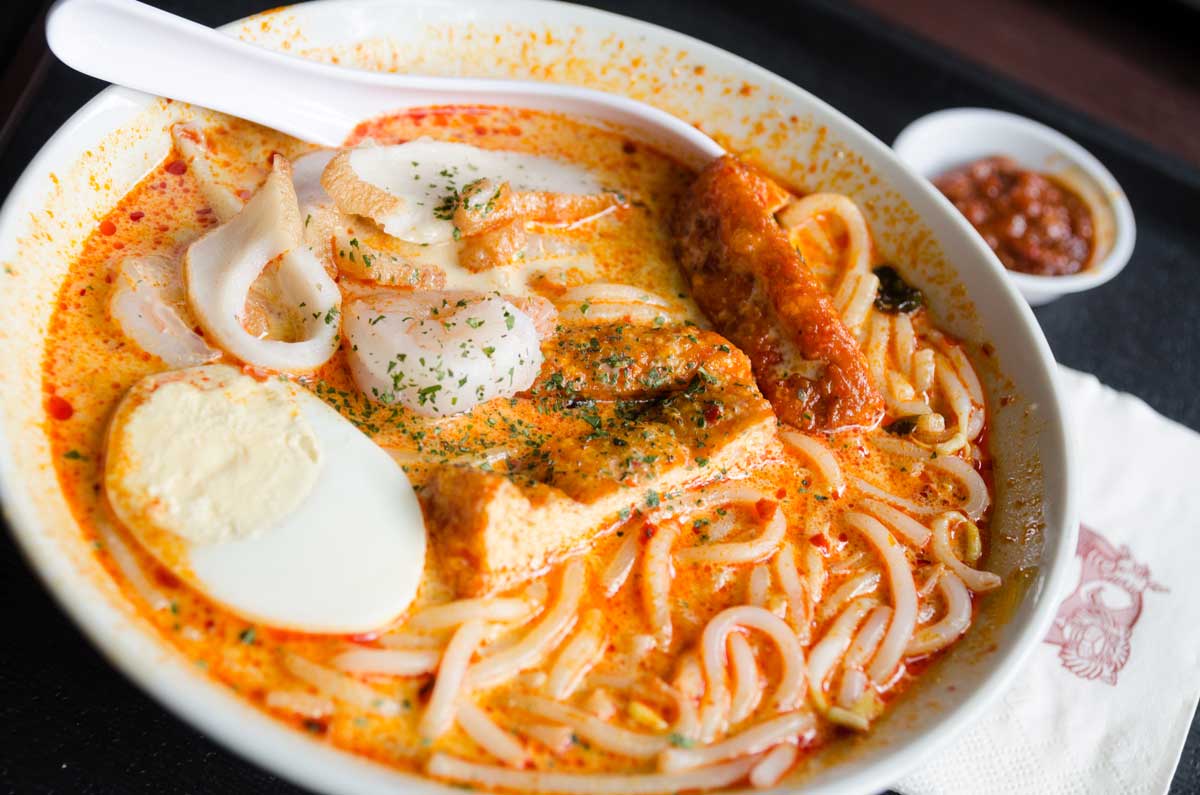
[417,384,442,405]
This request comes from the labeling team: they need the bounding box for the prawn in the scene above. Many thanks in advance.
[343,290,550,417]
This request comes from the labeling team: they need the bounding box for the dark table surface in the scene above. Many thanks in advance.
[2,1,1198,793]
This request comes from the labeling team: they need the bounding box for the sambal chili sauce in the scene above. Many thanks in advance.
[934,155,1094,276]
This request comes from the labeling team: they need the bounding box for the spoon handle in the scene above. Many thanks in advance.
[46,0,725,160]
[46,0,377,146]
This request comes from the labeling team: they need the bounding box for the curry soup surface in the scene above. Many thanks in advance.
[43,106,991,783]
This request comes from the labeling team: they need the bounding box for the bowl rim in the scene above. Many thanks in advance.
[893,106,1136,296]
[0,3,1078,794]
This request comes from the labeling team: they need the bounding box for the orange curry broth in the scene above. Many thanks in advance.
[41,105,987,776]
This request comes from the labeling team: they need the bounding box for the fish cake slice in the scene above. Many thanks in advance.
[672,155,884,431]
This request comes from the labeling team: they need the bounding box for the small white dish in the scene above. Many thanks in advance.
[893,108,1136,306]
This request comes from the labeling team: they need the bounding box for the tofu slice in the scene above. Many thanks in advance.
[420,323,780,595]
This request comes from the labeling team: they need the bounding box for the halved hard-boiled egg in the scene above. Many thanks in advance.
[104,364,426,634]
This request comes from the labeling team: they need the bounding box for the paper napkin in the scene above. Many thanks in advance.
[896,367,1200,795]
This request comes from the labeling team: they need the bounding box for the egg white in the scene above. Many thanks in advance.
[106,365,426,634]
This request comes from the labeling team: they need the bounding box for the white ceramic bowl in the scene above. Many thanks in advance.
[0,3,1076,794]
[893,107,1136,306]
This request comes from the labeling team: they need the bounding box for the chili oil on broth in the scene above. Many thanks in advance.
[41,105,995,788]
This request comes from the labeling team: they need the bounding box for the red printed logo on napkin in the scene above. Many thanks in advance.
[1045,526,1166,685]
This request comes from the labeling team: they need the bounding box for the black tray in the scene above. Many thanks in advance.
[2,1,1197,793]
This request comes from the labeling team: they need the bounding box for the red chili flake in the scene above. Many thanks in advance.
[98,220,116,236]
[196,207,213,216]
[47,395,74,420]
[809,534,828,549]
[775,487,787,500]
[112,242,124,250]
[154,566,181,589]
[128,211,145,222]
[754,499,777,520]
[703,404,722,424]
[165,160,187,175]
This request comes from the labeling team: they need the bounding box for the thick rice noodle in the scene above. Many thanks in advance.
[601,534,640,598]
[807,598,877,712]
[332,647,440,676]
[675,506,786,566]
[727,632,763,725]
[545,609,607,699]
[283,654,403,717]
[771,542,811,643]
[843,513,917,686]
[469,560,586,688]
[698,606,807,739]
[511,693,668,759]
[858,498,931,548]
[457,701,529,767]
[779,430,845,496]
[851,477,941,517]
[930,513,1002,592]
[749,742,799,789]
[872,436,990,521]
[643,521,680,651]
[421,619,486,741]
[658,711,814,772]
[408,597,537,632]
[906,570,973,655]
